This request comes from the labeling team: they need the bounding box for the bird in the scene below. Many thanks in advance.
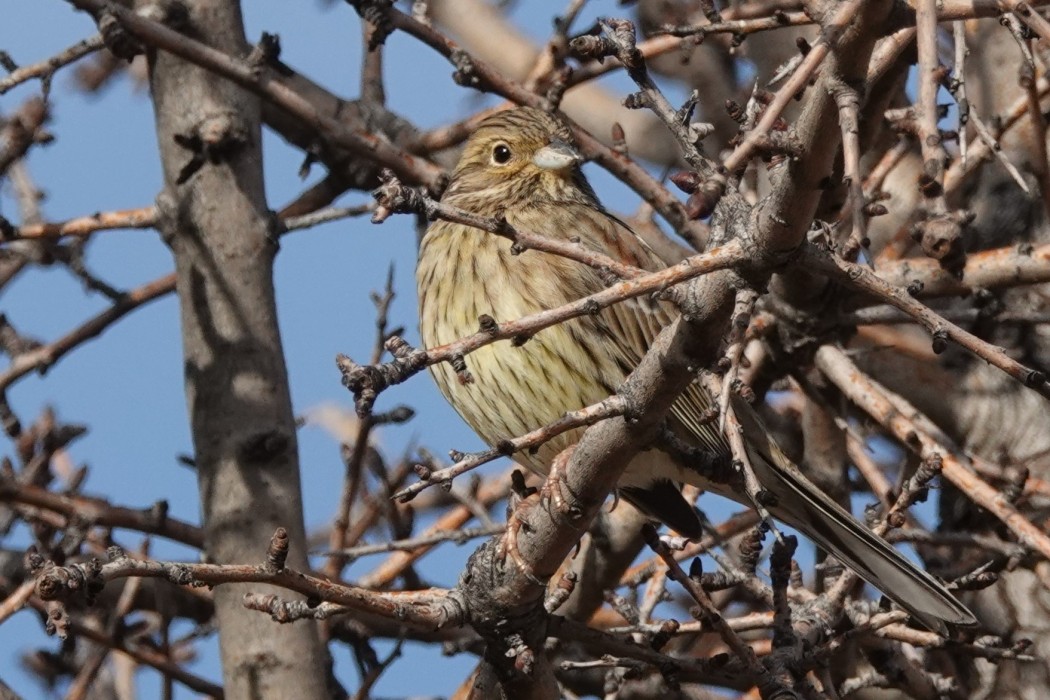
[416,106,977,635]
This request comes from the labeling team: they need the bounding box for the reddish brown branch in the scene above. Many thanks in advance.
[722,0,867,174]
[815,345,1050,561]
[34,544,465,630]
[6,206,157,242]
[804,246,1050,399]
[0,479,203,548]
[0,273,175,391]
[878,242,1050,295]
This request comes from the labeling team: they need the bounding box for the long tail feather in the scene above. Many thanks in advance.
[736,404,977,634]
[754,449,975,634]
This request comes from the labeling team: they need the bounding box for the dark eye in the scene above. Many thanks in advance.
[492,144,512,164]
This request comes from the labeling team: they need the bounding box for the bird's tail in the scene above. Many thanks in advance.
[734,401,977,635]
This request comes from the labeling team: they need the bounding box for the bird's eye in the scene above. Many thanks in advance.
[491,144,512,164]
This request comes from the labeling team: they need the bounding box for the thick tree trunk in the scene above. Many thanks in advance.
[141,1,327,696]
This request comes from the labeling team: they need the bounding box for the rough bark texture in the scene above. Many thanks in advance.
[141,1,328,696]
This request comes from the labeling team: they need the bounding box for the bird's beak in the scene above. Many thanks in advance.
[532,139,582,172]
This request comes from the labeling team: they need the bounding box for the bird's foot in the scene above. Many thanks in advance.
[497,512,547,586]
[540,445,576,518]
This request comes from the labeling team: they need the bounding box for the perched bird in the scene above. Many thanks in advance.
[417,106,976,634]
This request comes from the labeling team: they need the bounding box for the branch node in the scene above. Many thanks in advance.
[266,527,289,572]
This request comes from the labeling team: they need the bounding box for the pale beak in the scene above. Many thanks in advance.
[532,139,582,172]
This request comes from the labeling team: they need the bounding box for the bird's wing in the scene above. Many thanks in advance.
[568,206,727,454]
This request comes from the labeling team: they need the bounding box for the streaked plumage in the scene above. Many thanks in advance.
[417,107,976,634]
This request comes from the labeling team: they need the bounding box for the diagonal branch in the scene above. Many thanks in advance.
[804,245,1050,398]
[815,345,1050,560]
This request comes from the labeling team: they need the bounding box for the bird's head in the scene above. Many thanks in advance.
[443,107,597,209]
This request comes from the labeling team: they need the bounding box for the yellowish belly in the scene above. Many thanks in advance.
[417,226,624,474]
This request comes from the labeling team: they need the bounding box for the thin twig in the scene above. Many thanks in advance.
[0,273,176,391]
[65,0,444,188]
[323,524,504,560]
[641,525,784,694]
[337,240,746,415]
[722,0,868,173]
[5,206,158,242]
[0,35,104,95]
[26,597,223,698]
[392,396,628,502]
[325,269,397,579]
[360,478,510,588]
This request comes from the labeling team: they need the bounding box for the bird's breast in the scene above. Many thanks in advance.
[417,222,626,474]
